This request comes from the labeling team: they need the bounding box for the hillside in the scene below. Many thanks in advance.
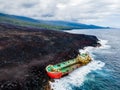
[0,13,109,30]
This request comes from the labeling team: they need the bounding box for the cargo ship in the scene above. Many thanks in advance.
[46,53,91,79]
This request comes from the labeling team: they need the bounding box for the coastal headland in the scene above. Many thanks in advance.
[0,23,100,90]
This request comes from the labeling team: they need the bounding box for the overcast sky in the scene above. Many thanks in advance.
[0,0,120,27]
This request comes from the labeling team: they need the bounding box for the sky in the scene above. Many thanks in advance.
[0,0,120,27]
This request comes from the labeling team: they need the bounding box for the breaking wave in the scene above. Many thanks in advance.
[50,39,110,90]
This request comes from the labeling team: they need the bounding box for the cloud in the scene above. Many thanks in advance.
[0,0,120,27]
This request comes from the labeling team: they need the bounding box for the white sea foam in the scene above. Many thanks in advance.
[50,39,110,90]
[98,39,111,49]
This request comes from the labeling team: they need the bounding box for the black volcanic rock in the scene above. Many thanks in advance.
[0,23,100,90]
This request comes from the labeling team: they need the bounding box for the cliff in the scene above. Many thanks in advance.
[0,23,100,90]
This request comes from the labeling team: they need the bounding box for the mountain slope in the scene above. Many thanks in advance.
[0,13,70,30]
[0,13,109,30]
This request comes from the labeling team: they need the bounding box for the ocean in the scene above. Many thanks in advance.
[50,29,120,90]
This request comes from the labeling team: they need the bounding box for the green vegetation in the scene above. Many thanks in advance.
[0,15,70,30]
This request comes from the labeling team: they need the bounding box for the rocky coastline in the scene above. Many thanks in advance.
[0,23,100,90]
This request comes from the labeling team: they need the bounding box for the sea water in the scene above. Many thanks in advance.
[50,29,120,90]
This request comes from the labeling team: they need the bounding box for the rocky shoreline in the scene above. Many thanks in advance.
[0,23,100,90]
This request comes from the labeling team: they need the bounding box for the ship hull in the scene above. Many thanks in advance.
[46,53,91,79]
[47,72,62,79]
[46,64,81,78]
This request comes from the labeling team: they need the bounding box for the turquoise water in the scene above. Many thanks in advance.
[50,29,120,90]
[70,29,120,90]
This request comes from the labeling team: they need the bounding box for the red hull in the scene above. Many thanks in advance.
[47,72,62,79]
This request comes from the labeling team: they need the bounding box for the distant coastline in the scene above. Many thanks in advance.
[0,13,110,30]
